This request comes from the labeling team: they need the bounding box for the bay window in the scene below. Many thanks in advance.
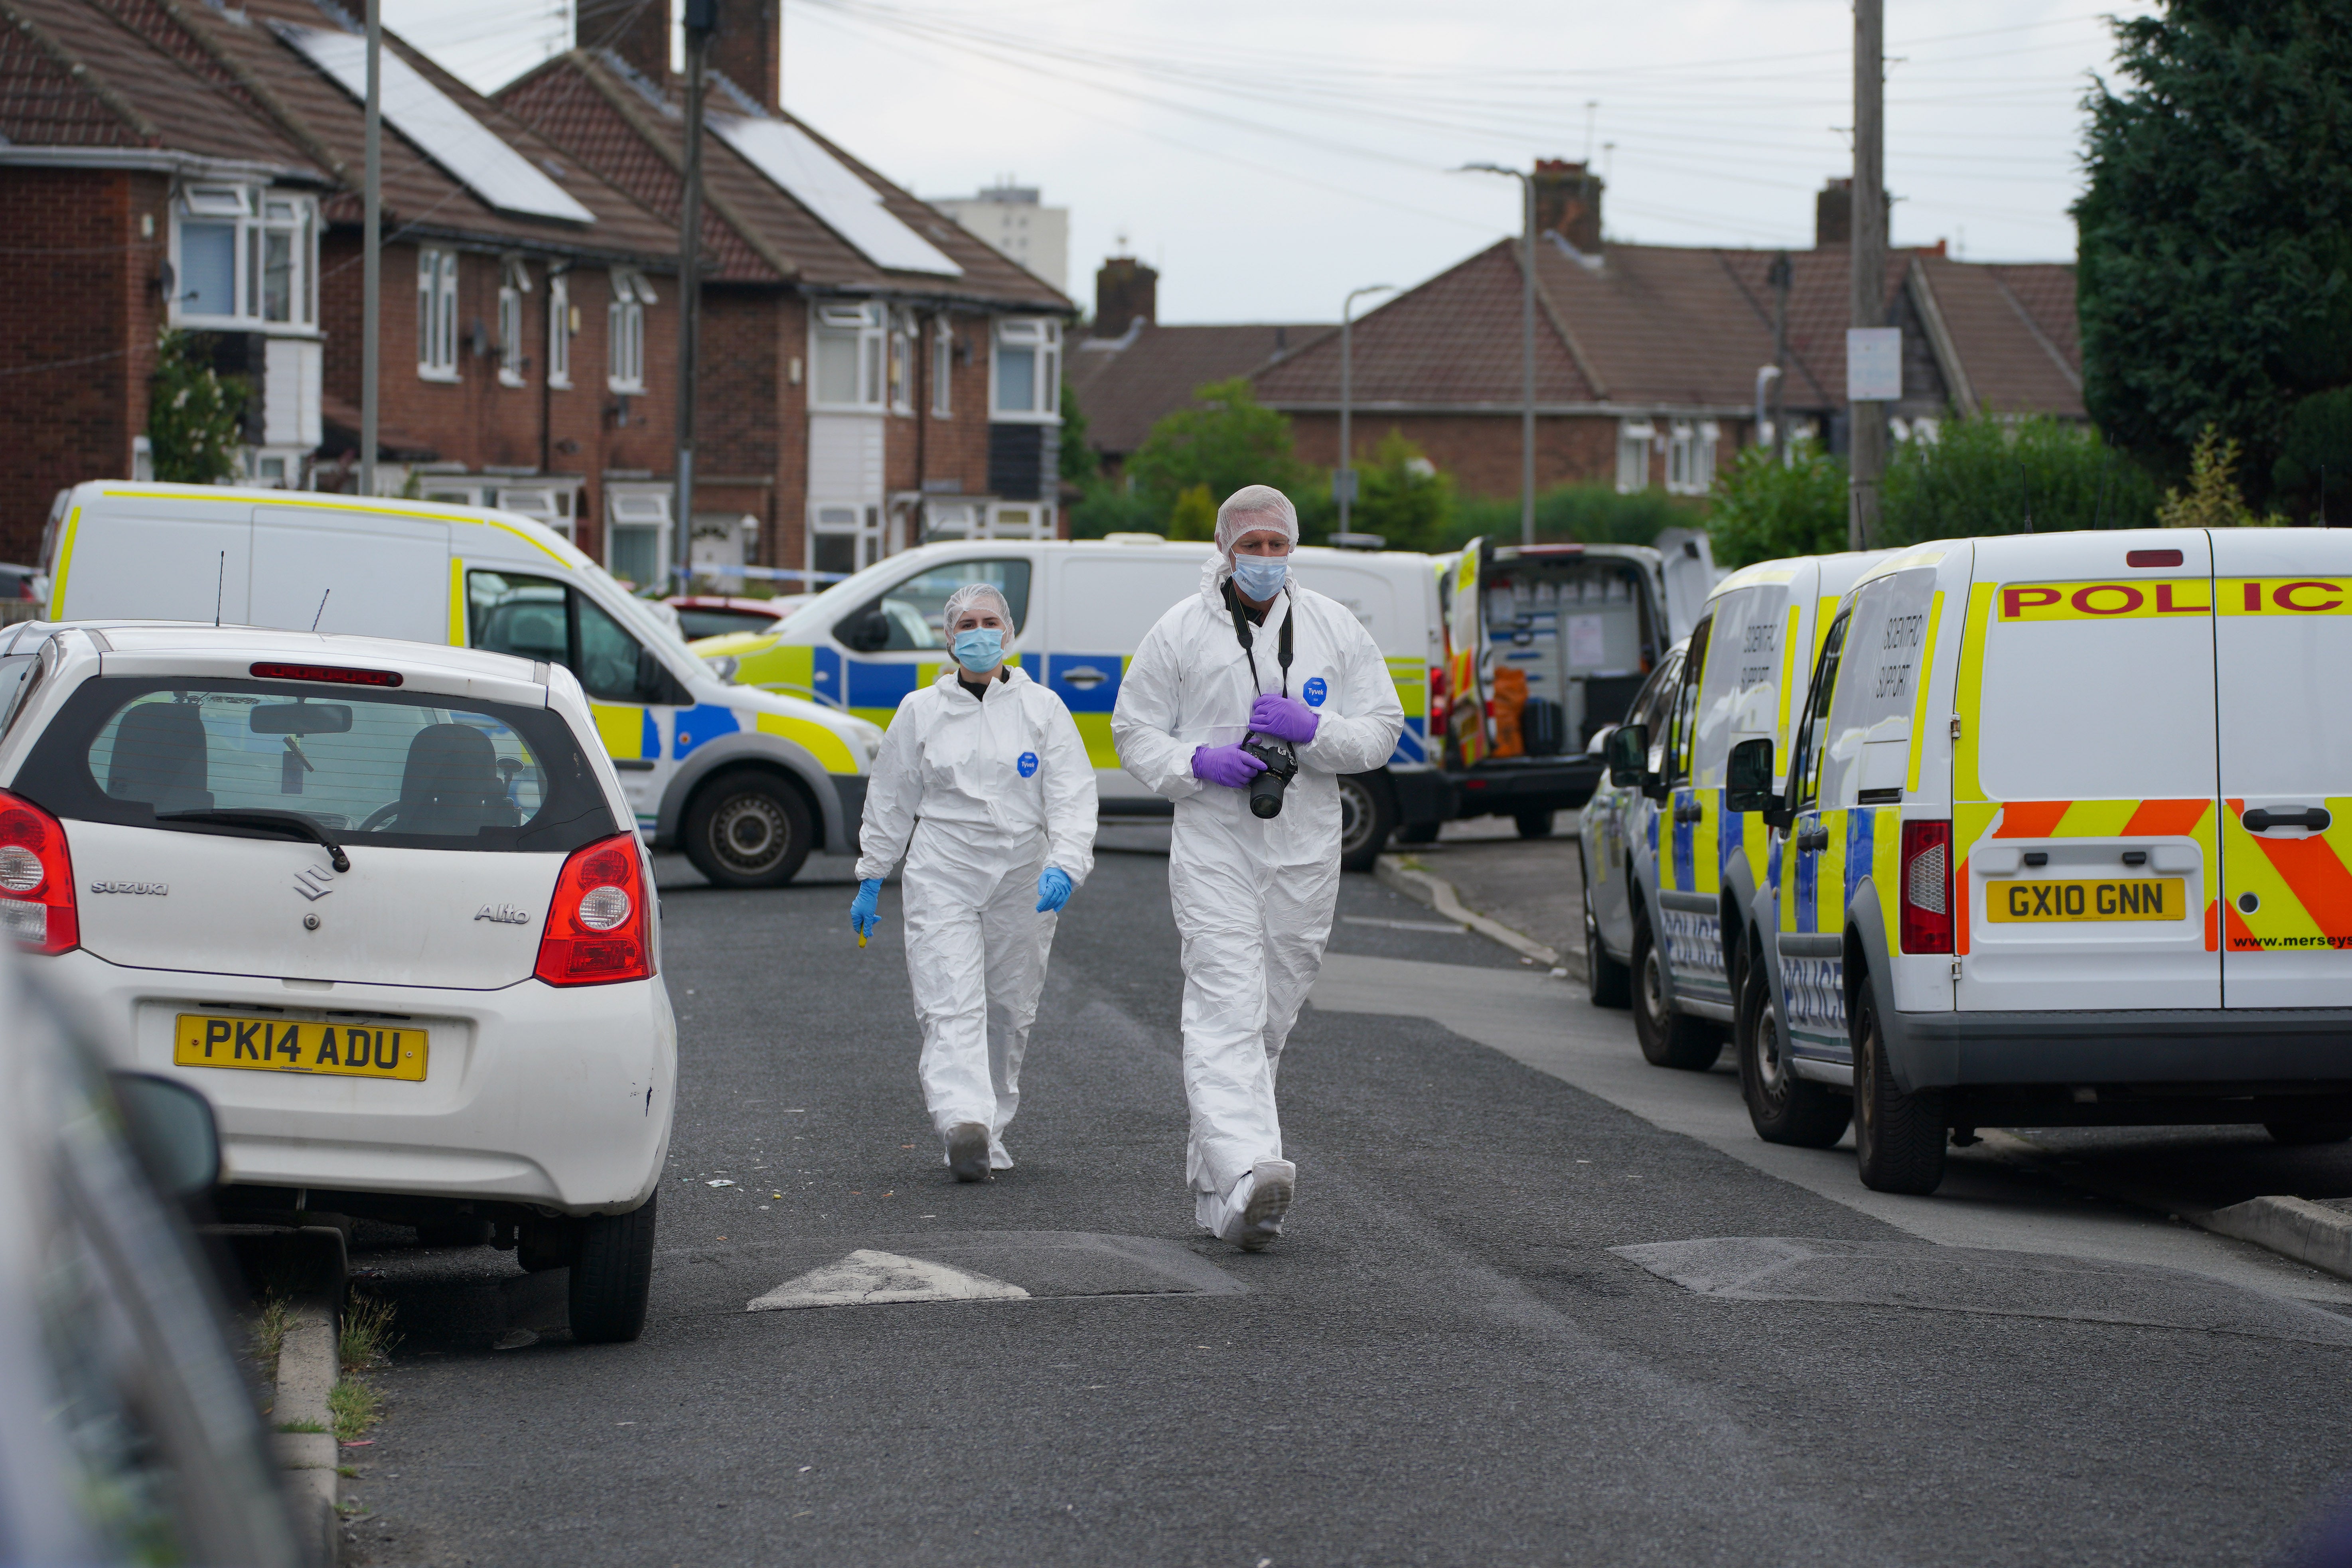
[991,318,1060,421]
[811,301,886,409]
[172,183,317,329]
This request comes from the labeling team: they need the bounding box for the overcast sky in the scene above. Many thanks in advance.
[401,0,2162,323]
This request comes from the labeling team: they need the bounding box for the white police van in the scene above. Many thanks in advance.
[1732,529,2352,1193]
[43,482,881,886]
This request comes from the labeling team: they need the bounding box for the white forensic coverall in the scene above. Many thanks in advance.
[1111,559,1404,1221]
[857,667,1097,1168]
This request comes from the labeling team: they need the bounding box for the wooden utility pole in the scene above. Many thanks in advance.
[1768,250,1791,465]
[1849,0,1886,550]
[676,0,715,580]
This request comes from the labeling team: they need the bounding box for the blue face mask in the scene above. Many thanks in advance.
[951,627,1004,675]
[1232,554,1288,600]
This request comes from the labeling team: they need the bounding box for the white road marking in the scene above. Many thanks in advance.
[1309,952,2352,1303]
[747,1249,1031,1312]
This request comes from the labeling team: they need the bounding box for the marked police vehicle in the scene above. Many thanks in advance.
[1580,551,1885,1081]
[43,483,882,886]
[1730,529,2352,1194]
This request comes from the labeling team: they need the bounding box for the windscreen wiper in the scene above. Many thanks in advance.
[158,809,350,872]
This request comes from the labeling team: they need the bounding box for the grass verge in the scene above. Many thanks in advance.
[249,1293,293,1386]
[330,1292,399,1443]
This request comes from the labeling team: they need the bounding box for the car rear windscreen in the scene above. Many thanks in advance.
[16,677,618,854]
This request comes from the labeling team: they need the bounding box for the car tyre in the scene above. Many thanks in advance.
[683,770,813,889]
[1852,982,1946,1194]
[1630,913,1722,1070]
[1737,945,1850,1147]
[569,1191,657,1344]
[2264,1122,2352,1146]
[1516,809,1555,839]
[1338,772,1398,873]
[1583,877,1632,1009]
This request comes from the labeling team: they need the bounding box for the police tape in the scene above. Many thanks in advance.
[670,563,851,586]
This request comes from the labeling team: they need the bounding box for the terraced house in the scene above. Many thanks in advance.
[495,0,1073,590]
[0,0,684,569]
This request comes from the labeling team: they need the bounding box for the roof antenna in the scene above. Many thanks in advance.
[312,588,331,631]
[214,550,224,627]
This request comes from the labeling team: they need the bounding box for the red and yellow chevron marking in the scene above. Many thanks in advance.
[1954,797,2218,955]
[2222,796,2352,952]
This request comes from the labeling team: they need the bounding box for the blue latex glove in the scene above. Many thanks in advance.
[1249,692,1319,745]
[1192,743,1268,788]
[1036,867,1073,913]
[849,878,882,938]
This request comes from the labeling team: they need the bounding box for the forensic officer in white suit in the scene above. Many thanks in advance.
[1111,485,1404,1248]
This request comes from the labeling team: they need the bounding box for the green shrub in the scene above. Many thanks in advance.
[1343,429,1455,553]
[1707,437,1847,567]
[1066,478,1162,539]
[1879,414,2159,544]
[2273,389,2352,519]
[1124,378,1311,514]
[148,328,246,485]
[2157,425,2283,529]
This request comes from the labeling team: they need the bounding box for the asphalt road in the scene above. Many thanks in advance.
[341,836,2352,1567]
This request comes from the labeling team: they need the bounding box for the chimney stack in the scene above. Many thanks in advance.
[1532,158,1604,254]
[1093,255,1157,337]
[708,0,781,114]
[1814,177,1887,250]
[576,0,671,87]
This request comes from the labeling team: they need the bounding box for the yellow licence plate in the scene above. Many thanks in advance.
[1984,878,2186,924]
[173,1013,428,1081]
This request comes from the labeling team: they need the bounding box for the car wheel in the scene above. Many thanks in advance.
[1583,878,1632,1009]
[683,770,813,889]
[569,1191,657,1344]
[2264,1122,2352,1146]
[1738,946,1851,1147]
[1397,820,1442,846]
[1852,982,1946,1194]
[1338,772,1398,873]
[1630,913,1722,1070]
[1516,809,1555,840]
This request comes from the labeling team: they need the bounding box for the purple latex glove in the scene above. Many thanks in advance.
[1249,692,1320,745]
[1192,743,1268,788]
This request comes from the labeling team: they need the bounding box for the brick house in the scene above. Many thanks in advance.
[0,0,684,571]
[1252,161,2086,502]
[495,0,1073,591]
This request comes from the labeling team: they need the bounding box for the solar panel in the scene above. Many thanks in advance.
[710,115,962,278]
[278,25,596,227]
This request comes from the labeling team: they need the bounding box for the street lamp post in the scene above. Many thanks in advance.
[359,0,380,497]
[1459,164,1536,546]
[1337,283,1394,537]
[676,0,716,584]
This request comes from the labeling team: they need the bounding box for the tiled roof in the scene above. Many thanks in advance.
[497,52,1072,310]
[1068,321,1328,456]
[1,0,679,264]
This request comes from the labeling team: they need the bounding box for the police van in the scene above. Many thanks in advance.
[693,534,1443,872]
[1580,551,1885,1078]
[42,481,882,888]
[1724,528,2352,1194]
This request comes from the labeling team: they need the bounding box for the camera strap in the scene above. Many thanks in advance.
[1224,580,1293,699]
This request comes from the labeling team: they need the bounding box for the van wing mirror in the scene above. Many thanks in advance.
[844,609,892,653]
[1605,722,1648,787]
[1725,738,1779,816]
[110,1072,219,1197]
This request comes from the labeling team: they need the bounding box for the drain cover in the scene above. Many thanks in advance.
[1612,1236,2352,1345]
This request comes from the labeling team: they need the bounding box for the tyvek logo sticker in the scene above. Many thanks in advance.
[1017,751,1039,778]
[1303,677,1328,708]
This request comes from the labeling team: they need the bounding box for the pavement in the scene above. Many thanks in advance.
[331,823,2352,1567]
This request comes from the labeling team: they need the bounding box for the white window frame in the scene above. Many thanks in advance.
[547,271,573,389]
[170,182,319,332]
[605,486,674,589]
[1615,419,1655,495]
[810,301,887,411]
[887,309,915,414]
[986,501,1052,539]
[930,318,954,418]
[806,501,881,583]
[497,257,532,388]
[607,267,653,394]
[418,247,460,382]
[990,317,1061,423]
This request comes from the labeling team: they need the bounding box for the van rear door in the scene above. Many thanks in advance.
[1444,540,1490,765]
[2211,531,2352,1006]
[53,488,253,625]
[251,506,450,644]
[1955,533,2220,1012]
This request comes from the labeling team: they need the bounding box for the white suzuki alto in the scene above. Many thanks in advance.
[0,621,674,1342]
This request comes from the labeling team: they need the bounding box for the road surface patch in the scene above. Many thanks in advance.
[749,1250,1030,1310]
[710,1230,1247,1312]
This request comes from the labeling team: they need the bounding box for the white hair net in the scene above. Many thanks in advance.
[1214,485,1299,558]
[941,581,1014,637]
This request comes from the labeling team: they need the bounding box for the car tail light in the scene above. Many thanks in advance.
[0,790,76,955]
[250,661,404,688]
[1900,819,1953,954]
[1427,664,1448,743]
[2125,549,2184,568]
[535,832,653,986]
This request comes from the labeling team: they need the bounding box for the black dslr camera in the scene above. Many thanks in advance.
[1239,733,1298,819]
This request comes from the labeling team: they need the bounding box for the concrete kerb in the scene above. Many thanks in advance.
[1375,854,1582,982]
[271,1295,340,1566]
[2195,1196,2352,1284]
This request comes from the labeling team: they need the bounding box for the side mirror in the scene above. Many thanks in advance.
[845,610,892,653]
[1605,722,1648,787]
[110,1072,219,1197]
[1726,737,1780,816]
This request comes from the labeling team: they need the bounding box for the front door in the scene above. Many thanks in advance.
[1658,615,1726,1005]
[2212,531,2352,1007]
[1778,609,1852,1058]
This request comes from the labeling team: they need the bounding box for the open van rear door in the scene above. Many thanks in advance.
[1954,533,2221,1012]
[2211,531,2352,1006]
[1653,528,1718,641]
[1445,539,1491,765]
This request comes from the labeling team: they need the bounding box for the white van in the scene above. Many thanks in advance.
[695,535,1445,870]
[1580,550,1886,1085]
[1732,528,2352,1194]
[43,482,883,887]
